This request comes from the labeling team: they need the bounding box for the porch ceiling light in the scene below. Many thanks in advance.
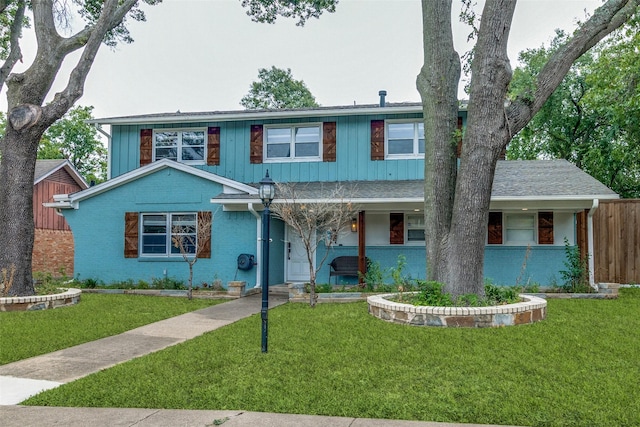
[259,170,275,207]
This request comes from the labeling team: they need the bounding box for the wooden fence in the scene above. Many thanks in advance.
[579,199,640,284]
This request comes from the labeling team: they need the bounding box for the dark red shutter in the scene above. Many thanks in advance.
[140,129,153,166]
[124,212,139,258]
[197,211,212,258]
[538,212,554,244]
[250,125,263,164]
[371,120,384,161]
[487,212,503,244]
[323,122,336,162]
[207,127,220,166]
[390,213,404,245]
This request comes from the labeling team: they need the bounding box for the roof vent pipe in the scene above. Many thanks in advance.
[379,90,387,107]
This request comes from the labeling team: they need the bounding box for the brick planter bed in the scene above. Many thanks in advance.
[0,288,81,312]
[367,293,547,327]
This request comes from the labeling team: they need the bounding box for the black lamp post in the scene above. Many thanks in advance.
[259,170,275,353]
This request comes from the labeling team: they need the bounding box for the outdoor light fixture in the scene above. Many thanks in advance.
[259,170,275,353]
[351,218,358,232]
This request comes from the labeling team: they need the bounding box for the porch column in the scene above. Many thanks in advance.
[358,211,366,283]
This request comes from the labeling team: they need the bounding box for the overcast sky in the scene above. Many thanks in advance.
[3,0,603,119]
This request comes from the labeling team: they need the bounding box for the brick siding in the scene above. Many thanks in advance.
[32,229,74,276]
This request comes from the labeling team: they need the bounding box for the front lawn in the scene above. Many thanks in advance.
[0,293,222,364]
[23,289,640,427]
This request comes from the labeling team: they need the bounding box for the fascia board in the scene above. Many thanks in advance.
[88,105,425,126]
[212,194,620,206]
[34,160,89,189]
[490,195,620,201]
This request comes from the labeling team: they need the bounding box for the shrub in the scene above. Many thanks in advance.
[559,238,591,293]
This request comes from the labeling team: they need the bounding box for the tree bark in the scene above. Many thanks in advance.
[418,0,638,298]
[417,0,460,288]
[0,0,143,296]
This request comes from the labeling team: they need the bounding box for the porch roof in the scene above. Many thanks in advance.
[211,160,618,207]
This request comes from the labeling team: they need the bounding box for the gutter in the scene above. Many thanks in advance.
[587,199,599,290]
[95,124,112,180]
[248,203,262,289]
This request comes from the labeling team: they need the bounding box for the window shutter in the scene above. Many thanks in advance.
[207,127,220,166]
[390,213,404,245]
[124,212,139,258]
[140,129,153,166]
[323,122,336,162]
[487,212,503,244]
[538,212,554,244]
[371,120,384,161]
[197,211,212,258]
[250,125,263,164]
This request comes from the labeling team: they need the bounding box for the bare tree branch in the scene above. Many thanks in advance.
[271,182,359,307]
[0,0,26,90]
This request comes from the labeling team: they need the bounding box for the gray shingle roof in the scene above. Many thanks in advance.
[212,160,617,202]
[34,159,67,183]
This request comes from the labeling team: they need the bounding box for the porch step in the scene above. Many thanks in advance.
[269,284,289,296]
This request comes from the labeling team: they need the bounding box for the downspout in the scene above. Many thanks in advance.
[95,124,112,180]
[587,199,599,290]
[248,203,262,288]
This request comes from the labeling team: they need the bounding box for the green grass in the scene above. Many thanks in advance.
[22,289,640,426]
[0,293,222,364]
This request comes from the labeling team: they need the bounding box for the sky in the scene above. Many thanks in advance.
[2,0,604,120]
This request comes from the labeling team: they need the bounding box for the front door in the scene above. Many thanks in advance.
[286,225,313,282]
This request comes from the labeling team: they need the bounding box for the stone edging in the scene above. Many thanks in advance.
[0,288,81,312]
[367,293,547,327]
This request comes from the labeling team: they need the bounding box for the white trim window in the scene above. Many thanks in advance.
[264,124,322,162]
[141,213,197,256]
[504,213,536,245]
[406,213,425,243]
[386,121,424,158]
[154,129,206,164]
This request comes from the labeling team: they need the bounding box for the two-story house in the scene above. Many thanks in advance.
[47,101,618,288]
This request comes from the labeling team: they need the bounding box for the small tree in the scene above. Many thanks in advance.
[271,182,359,307]
[171,212,213,300]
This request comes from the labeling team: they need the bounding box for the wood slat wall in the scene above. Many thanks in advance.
[593,200,640,284]
[34,178,83,230]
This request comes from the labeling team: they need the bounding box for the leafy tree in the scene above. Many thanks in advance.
[0,0,337,297]
[0,0,162,297]
[241,66,319,109]
[418,0,639,298]
[508,28,640,198]
[37,106,107,183]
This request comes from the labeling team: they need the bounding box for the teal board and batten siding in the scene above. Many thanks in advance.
[63,168,263,287]
[319,245,567,287]
[109,112,427,183]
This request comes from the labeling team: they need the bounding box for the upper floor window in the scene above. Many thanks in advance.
[141,213,197,256]
[265,124,321,162]
[154,130,206,164]
[386,121,424,158]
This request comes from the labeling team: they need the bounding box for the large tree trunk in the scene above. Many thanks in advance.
[0,120,47,296]
[418,0,636,298]
[417,0,460,290]
[0,0,141,296]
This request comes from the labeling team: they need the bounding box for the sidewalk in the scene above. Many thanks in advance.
[0,293,287,403]
[0,293,518,427]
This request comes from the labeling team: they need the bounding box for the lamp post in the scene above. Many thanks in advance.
[259,170,275,353]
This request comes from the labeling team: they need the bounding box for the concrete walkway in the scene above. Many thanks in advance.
[0,293,518,427]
